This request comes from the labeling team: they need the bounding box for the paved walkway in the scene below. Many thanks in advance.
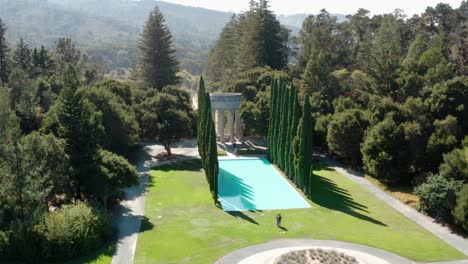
[215,239,415,264]
[317,155,468,257]
[215,239,468,264]
[111,140,199,264]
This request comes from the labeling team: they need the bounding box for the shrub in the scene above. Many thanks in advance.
[0,230,9,257]
[439,147,468,182]
[36,202,112,260]
[327,109,369,165]
[453,184,468,231]
[415,175,463,223]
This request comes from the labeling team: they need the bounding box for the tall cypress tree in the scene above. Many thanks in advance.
[275,80,286,163]
[207,98,219,201]
[295,95,313,193]
[284,86,294,176]
[202,93,211,186]
[267,80,274,158]
[270,79,280,162]
[138,6,179,90]
[0,18,10,86]
[278,83,290,170]
[288,86,301,179]
[197,76,219,203]
[197,77,207,159]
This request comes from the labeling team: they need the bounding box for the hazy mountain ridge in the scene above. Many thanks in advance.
[0,0,346,74]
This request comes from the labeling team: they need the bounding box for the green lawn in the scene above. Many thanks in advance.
[62,244,115,264]
[134,159,466,264]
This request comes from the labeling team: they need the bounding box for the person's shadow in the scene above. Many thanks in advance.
[278,225,288,231]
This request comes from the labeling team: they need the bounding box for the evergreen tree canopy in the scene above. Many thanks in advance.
[0,17,10,86]
[32,46,55,78]
[12,39,31,73]
[138,6,179,90]
[55,38,81,67]
[41,65,104,198]
[205,0,288,91]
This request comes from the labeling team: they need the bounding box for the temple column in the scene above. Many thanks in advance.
[217,109,225,143]
[227,110,235,143]
[235,109,243,142]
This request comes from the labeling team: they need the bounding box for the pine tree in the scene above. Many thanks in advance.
[0,18,10,86]
[205,15,239,90]
[205,0,288,88]
[55,38,81,67]
[259,0,288,69]
[138,6,179,90]
[12,39,31,73]
[41,65,104,198]
[32,46,54,78]
[369,15,402,96]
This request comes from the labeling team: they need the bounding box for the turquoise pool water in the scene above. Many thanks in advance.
[218,158,311,211]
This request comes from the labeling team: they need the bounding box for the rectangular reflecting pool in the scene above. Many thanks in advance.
[218,158,311,211]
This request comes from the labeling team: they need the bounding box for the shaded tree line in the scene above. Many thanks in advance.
[268,78,313,196]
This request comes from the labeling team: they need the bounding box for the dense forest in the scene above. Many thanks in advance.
[0,0,319,76]
[0,4,196,261]
[205,0,467,231]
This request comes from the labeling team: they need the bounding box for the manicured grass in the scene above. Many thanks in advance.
[134,159,466,264]
[62,244,115,264]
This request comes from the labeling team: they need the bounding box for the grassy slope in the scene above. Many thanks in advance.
[134,159,466,264]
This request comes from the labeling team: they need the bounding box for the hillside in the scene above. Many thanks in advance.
[0,0,345,74]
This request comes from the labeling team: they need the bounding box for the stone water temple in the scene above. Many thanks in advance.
[209,93,243,143]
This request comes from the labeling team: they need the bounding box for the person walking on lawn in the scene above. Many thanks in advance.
[276,213,282,227]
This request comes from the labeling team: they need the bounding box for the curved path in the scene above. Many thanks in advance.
[215,239,468,264]
[215,239,416,264]
[111,140,199,264]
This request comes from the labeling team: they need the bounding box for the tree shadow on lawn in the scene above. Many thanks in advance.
[224,210,260,225]
[155,159,203,172]
[114,206,155,240]
[310,174,387,227]
[218,168,260,225]
[313,159,335,172]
